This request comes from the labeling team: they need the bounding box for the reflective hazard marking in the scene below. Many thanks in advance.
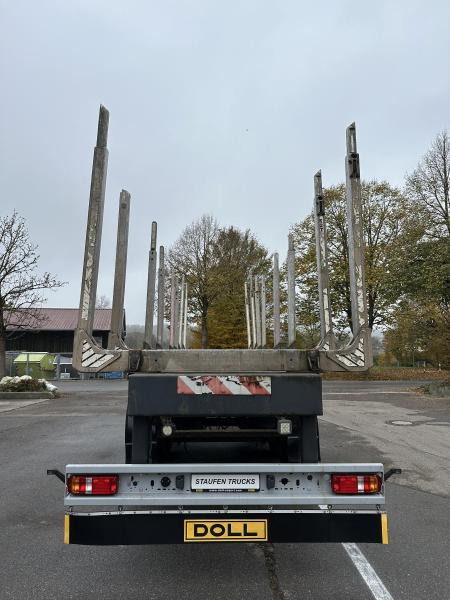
[184,519,267,542]
[381,513,389,545]
[64,514,70,544]
[177,376,271,395]
[81,339,114,369]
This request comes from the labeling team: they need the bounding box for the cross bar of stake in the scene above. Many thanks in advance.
[143,221,158,349]
[287,233,296,347]
[345,122,369,335]
[156,246,165,348]
[78,105,109,337]
[273,253,281,348]
[313,171,335,350]
[108,190,130,349]
[244,280,252,348]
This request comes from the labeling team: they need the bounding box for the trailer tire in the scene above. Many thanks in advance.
[269,436,301,462]
[125,409,133,463]
[154,439,172,462]
[300,416,320,463]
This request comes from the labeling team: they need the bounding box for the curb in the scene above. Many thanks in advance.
[0,392,55,400]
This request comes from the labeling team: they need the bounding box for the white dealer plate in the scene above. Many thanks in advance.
[191,474,260,492]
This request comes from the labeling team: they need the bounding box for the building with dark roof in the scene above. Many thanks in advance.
[5,308,124,353]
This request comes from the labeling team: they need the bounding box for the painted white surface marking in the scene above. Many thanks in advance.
[343,543,394,600]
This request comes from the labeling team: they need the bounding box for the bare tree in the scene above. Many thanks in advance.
[168,215,219,348]
[406,130,450,238]
[96,294,111,309]
[0,212,65,377]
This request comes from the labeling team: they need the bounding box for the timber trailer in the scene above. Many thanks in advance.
[50,106,394,546]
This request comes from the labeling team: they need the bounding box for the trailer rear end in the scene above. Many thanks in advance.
[51,106,393,547]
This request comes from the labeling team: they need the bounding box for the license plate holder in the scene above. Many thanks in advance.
[191,474,260,492]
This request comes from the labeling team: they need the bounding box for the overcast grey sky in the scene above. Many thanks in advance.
[1,1,449,323]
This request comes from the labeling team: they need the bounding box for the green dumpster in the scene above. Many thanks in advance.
[14,353,56,379]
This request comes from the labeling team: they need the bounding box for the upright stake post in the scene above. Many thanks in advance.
[169,270,177,348]
[173,274,180,348]
[254,275,261,348]
[183,282,188,349]
[143,222,158,349]
[345,123,369,336]
[108,190,130,349]
[78,105,109,337]
[156,246,165,348]
[249,275,257,348]
[287,234,296,347]
[313,171,335,350]
[244,280,252,348]
[273,253,281,348]
[178,275,185,349]
[260,275,267,348]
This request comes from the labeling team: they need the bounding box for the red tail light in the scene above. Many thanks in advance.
[67,475,119,495]
[331,474,382,495]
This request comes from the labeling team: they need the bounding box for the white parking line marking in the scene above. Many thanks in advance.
[343,543,394,600]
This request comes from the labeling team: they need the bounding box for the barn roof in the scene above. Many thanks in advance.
[5,308,112,331]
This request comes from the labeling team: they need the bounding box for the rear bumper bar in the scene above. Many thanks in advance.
[63,463,387,544]
[64,510,388,545]
[64,462,386,507]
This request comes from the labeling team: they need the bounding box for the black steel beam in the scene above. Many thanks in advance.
[128,374,323,417]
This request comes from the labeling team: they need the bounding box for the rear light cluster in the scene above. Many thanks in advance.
[67,475,119,495]
[331,474,382,495]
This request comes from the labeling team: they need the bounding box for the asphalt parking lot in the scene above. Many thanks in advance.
[0,379,448,599]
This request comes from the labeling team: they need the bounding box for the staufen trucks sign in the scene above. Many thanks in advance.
[49,106,394,546]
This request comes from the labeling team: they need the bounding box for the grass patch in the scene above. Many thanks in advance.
[416,380,450,397]
[322,366,449,381]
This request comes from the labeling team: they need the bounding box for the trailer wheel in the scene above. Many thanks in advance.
[300,416,320,463]
[269,436,301,462]
[154,439,172,462]
[147,421,158,464]
[287,436,302,462]
[125,409,133,463]
[268,437,284,459]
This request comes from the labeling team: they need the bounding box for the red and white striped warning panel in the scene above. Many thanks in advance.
[177,375,271,395]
